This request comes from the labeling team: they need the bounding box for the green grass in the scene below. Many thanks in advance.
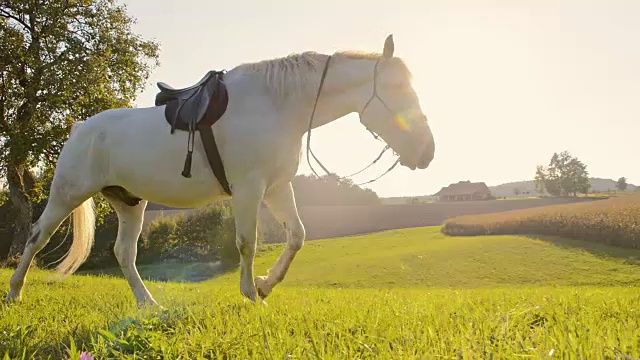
[229,227,640,289]
[1,227,639,358]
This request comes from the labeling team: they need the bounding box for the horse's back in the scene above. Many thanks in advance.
[70,105,228,207]
[58,80,301,208]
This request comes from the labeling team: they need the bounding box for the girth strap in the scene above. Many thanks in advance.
[197,120,232,195]
[196,80,231,195]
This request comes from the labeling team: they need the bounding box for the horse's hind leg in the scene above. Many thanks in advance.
[102,190,157,306]
[255,182,305,299]
[6,186,95,302]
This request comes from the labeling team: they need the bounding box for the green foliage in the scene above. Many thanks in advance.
[617,176,628,191]
[0,187,116,263]
[0,0,159,256]
[141,203,238,269]
[292,174,380,206]
[534,151,590,196]
[0,195,234,271]
[1,227,640,358]
[0,0,159,176]
[534,165,546,194]
[442,194,640,248]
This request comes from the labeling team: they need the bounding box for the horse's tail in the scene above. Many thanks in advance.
[55,197,96,275]
[56,121,97,275]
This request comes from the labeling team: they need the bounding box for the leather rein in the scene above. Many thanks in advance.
[305,55,401,186]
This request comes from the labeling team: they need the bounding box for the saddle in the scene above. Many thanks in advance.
[154,70,232,195]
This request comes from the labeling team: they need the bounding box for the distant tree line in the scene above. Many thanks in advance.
[292,174,380,206]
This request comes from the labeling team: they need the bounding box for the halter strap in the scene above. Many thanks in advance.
[305,55,334,177]
[304,54,400,184]
[360,58,395,115]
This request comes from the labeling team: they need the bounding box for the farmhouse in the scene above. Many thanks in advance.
[435,181,494,202]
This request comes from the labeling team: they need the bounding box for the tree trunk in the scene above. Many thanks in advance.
[6,165,34,264]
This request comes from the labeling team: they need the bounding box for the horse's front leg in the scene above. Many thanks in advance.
[231,176,267,303]
[255,182,305,299]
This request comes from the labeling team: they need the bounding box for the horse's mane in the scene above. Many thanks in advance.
[235,50,412,103]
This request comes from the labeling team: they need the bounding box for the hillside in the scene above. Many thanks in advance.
[2,227,640,358]
[379,177,636,204]
[489,177,637,198]
[215,227,640,288]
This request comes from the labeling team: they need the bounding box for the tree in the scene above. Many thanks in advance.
[291,174,380,206]
[616,177,628,191]
[0,1,159,260]
[512,187,521,196]
[534,151,590,197]
[534,165,548,194]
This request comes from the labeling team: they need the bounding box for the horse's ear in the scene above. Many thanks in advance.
[383,34,394,59]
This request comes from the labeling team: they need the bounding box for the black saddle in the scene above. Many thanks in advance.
[155,70,232,195]
[156,71,218,102]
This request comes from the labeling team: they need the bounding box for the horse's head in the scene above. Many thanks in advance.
[355,35,435,170]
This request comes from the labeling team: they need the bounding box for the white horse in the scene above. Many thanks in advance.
[6,35,435,306]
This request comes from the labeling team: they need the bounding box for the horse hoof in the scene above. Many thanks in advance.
[148,303,165,311]
[255,276,272,299]
[137,298,161,309]
[240,288,258,303]
[5,292,21,304]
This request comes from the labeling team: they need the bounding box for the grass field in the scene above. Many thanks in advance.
[1,227,640,358]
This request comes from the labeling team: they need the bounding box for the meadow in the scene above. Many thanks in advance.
[442,194,640,248]
[0,227,639,358]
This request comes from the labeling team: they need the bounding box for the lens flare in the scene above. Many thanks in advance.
[394,113,411,131]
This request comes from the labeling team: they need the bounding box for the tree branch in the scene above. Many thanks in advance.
[0,8,33,33]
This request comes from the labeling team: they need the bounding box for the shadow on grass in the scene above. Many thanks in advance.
[74,244,281,284]
[77,261,237,283]
[524,234,640,266]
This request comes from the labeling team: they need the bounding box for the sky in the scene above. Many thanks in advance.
[121,0,639,198]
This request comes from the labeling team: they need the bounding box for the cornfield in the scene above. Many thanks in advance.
[442,194,640,248]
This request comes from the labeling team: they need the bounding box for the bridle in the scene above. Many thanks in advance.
[305,55,402,186]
